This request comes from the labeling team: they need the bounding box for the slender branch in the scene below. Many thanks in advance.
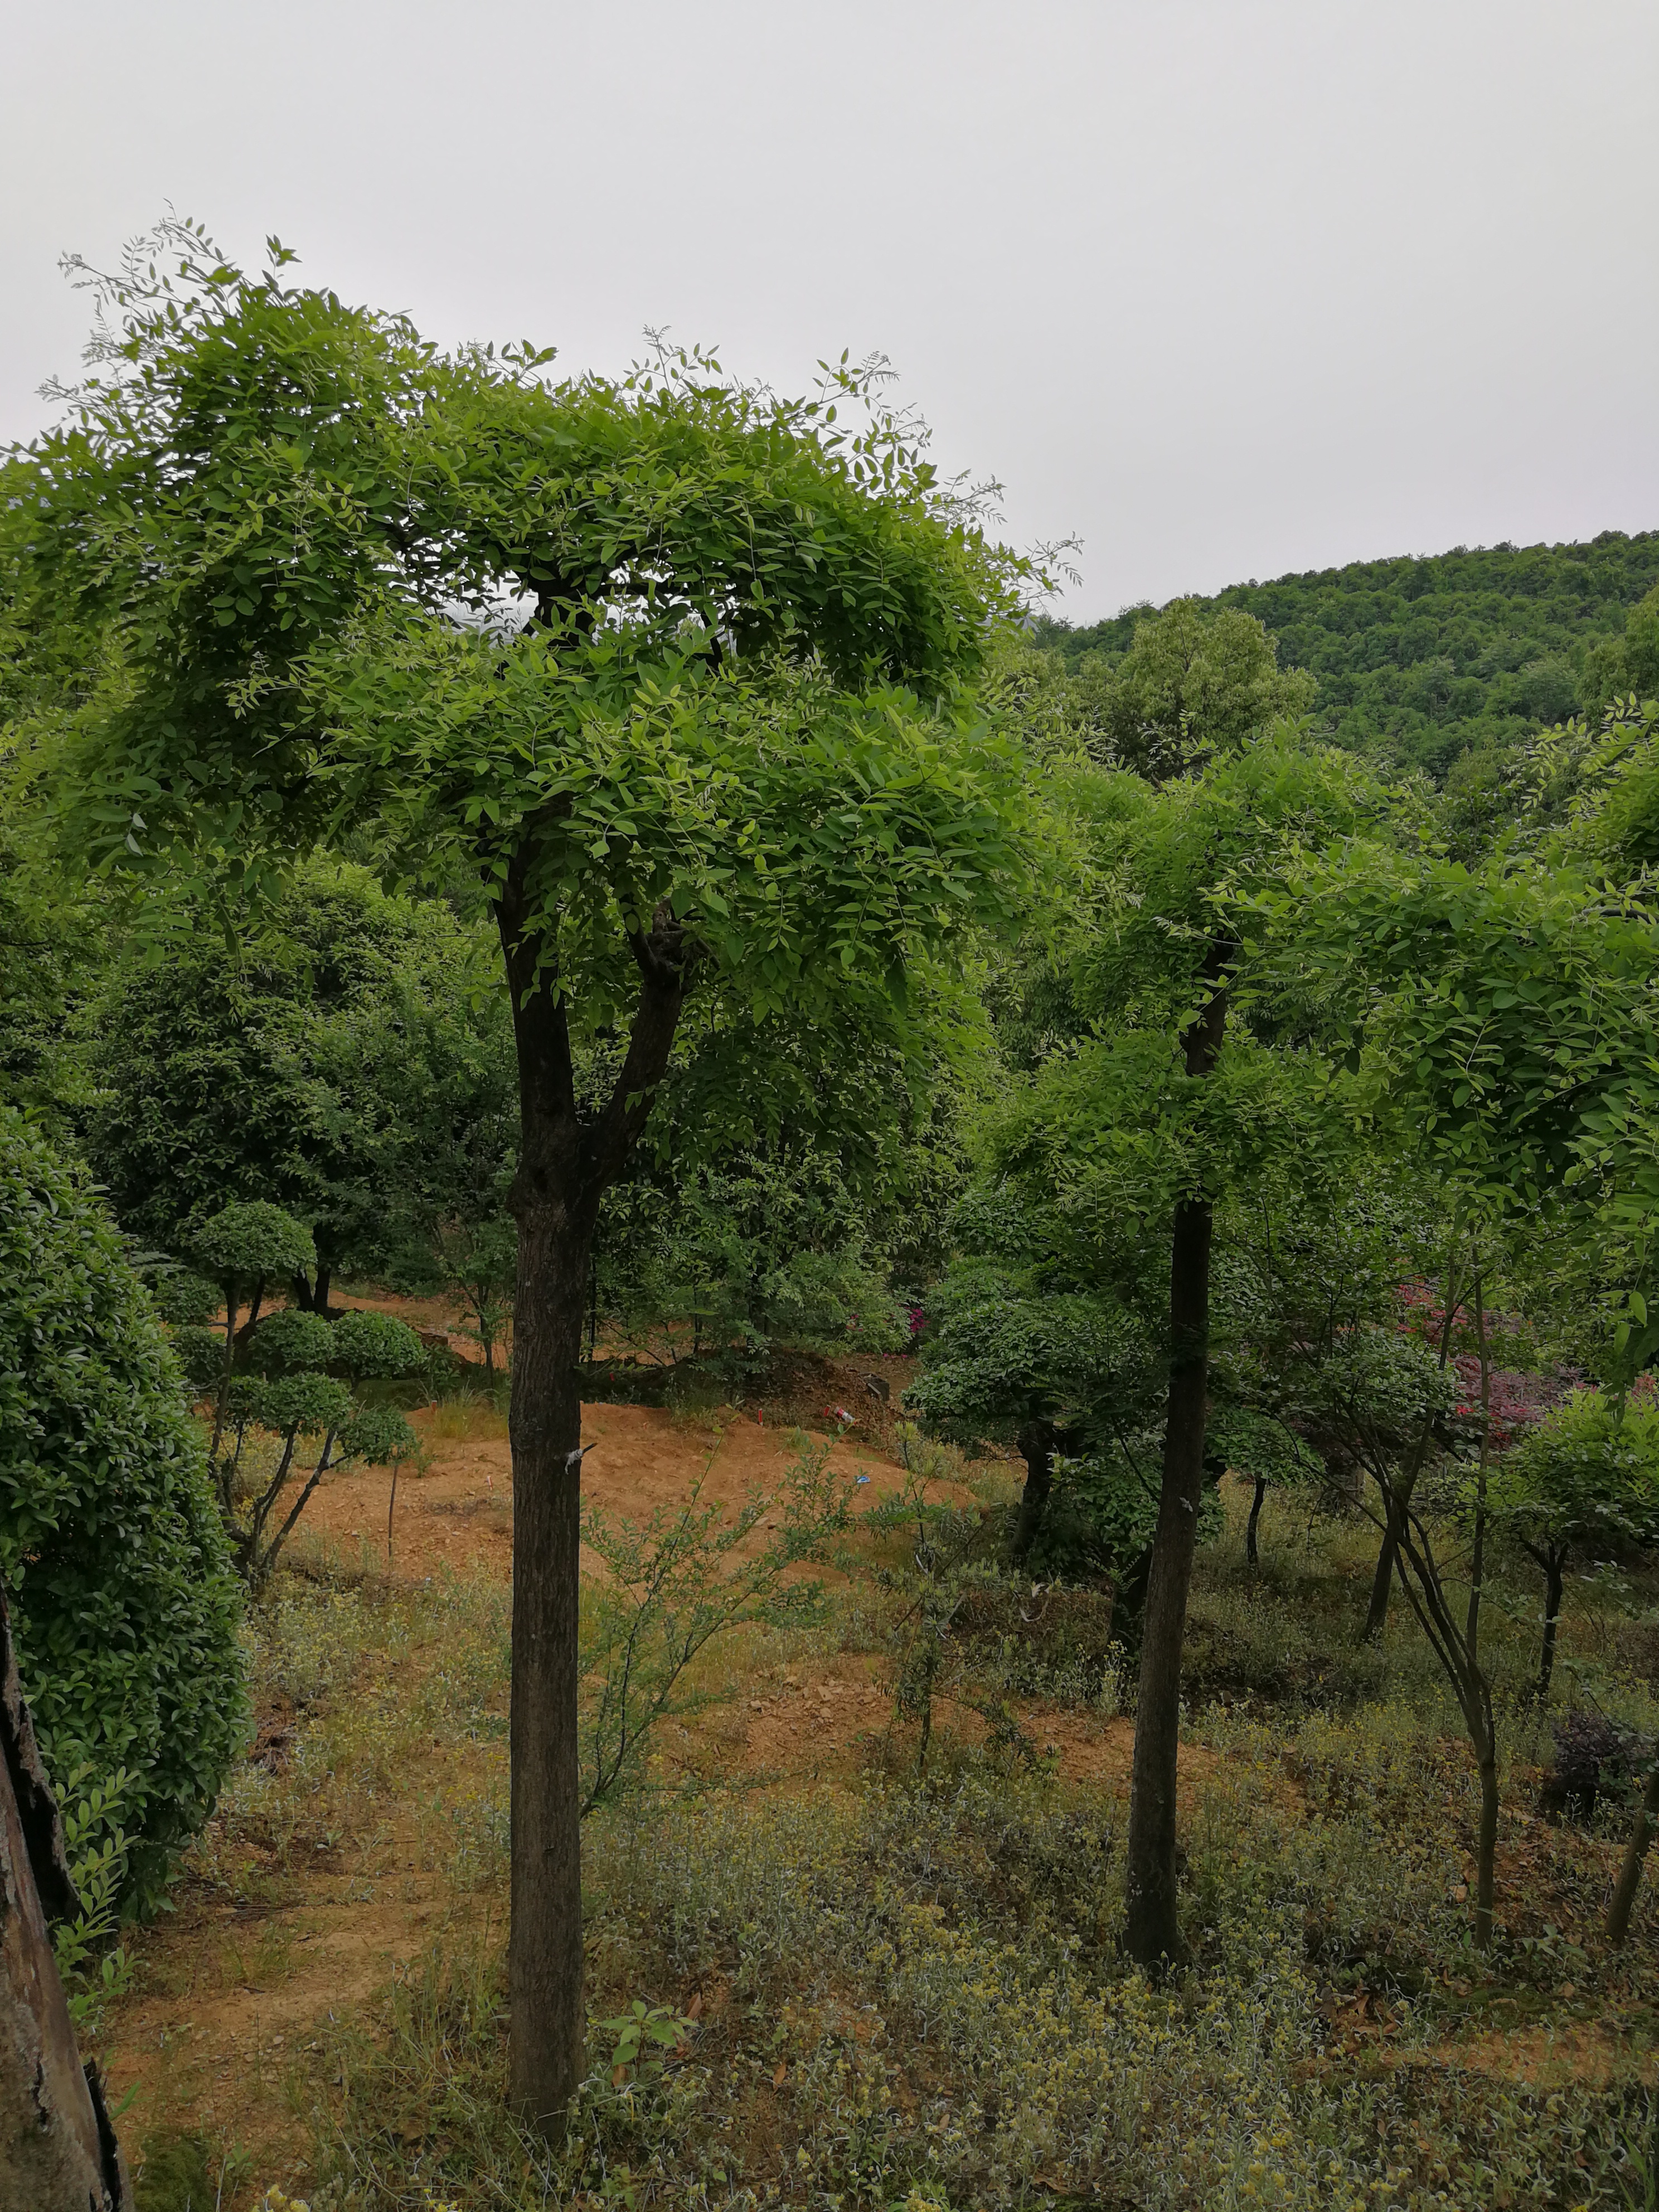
[249,1427,301,1549]
[581,901,697,1197]
[260,1429,341,1582]
[208,1286,239,1474]
[1466,1255,1492,1662]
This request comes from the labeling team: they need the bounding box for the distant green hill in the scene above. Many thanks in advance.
[1034,530,1659,779]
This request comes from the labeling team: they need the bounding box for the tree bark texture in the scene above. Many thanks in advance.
[1123,958,1228,1973]
[1123,1194,1214,1970]
[289,1264,332,1317]
[0,1584,129,2211]
[1605,1758,1659,1946]
[498,872,690,2132]
[1473,1714,1499,1949]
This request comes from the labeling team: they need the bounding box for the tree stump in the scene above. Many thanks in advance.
[0,1583,129,2211]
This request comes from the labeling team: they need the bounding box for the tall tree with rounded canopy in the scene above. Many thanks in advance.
[5,221,1034,2124]
[1077,596,1316,779]
[979,712,1394,1970]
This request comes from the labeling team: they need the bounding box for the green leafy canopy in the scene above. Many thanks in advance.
[6,224,1039,1023]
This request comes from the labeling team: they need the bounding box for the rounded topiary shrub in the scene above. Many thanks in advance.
[0,1108,246,1910]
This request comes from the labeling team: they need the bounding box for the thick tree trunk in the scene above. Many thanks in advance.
[0,1585,129,2211]
[497,871,691,2133]
[1123,1193,1214,1971]
[1605,1758,1659,1946]
[290,1265,333,1317]
[506,1182,590,2131]
[1537,1554,1565,1701]
[1245,1474,1267,1567]
[1011,1420,1058,1564]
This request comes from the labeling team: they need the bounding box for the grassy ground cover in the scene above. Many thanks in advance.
[114,1454,1659,2212]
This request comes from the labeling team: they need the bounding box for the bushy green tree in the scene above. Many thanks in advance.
[83,860,516,1309]
[1521,701,1659,884]
[1069,598,1316,780]
[1241,777,1659,1947]
[9,223,1034,2123]
[943,726,1398,1967]
[1488,1388,1659,1699]
[591,993,972,1380]
[172,1207,423,1585]
[0,1107,244,1910]
[1039,531,1659,784]
[909,1185,1162,1572]
[599,1146,905,1375]
[0,741,105,1127]
[1583,580,1659,712]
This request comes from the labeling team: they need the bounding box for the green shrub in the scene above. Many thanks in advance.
[0,1107,246,1909]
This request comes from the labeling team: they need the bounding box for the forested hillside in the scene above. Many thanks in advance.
[1036,530,1659,779]
[6,230,1659,2209]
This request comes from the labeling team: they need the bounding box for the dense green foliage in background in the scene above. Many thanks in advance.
[1037,530,1659,780]
[2,215,1658,2094]
[0,1107,245,1908]
[83,861,516,1301]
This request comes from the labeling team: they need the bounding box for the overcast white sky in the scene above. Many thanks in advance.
[4,1,1655,619]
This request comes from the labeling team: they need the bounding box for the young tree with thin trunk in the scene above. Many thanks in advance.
[976,726,1396,1970]
[1248,828,1659,1945]
[1488,1386,1659,1700]
[1361,1247,1464,1642]
[6,224,1034,2126]
[1123,950,1228,1967]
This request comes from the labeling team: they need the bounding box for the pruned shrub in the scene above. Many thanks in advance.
[0,1107,245,1909]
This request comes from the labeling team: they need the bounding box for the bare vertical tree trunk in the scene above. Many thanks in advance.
[1123,1194,1214,1970]
[497,876,690,2133]
[1123,959,1228,1973]
[1471,1697,1500,1950]
[1534,1550,1565,1701]
[1363,1495,1404,1640]
[1245,1474,1267,1567]
[1605,1758,1659,1946]
[0,1586,129,2211]
[506,1176,590,2131]
[1467,1263,1497,1950]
